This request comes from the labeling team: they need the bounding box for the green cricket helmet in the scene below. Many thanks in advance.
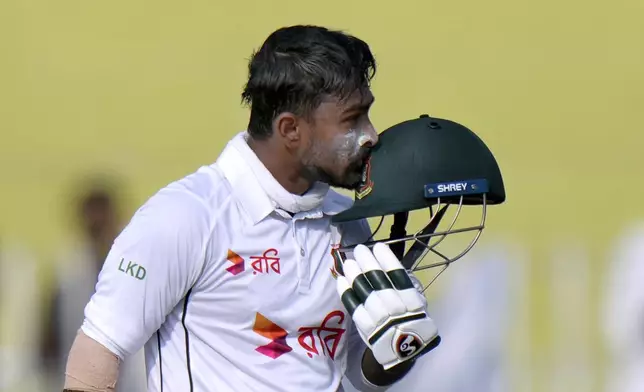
[332,114,506,292]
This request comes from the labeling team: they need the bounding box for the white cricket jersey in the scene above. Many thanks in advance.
[81,132,383,392]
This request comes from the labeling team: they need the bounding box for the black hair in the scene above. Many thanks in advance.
[241,25,377,139]
[80,189,112,213]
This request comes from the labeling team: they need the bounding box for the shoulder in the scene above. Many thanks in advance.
[140,164,233,215]
[117,165,236,249]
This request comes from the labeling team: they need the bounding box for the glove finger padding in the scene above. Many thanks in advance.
[341,259,389,330]
[371,243,425,313]
[353,245,407,316]
[336,274,376,338]
[337,243,440,370]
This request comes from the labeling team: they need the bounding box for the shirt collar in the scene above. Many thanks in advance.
[215,132,352,224]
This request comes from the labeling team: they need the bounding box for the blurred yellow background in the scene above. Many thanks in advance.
[1,0,643,391]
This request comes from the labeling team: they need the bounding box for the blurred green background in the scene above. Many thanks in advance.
[1,0,643,391]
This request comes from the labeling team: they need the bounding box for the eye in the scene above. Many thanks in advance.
[345,113,363,126]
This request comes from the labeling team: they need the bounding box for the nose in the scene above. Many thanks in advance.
[360,125,379,148]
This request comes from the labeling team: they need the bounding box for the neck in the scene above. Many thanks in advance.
[247,136,312,195]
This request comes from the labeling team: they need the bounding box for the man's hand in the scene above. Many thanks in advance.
[337,243,440,371]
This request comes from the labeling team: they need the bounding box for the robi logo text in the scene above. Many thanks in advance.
[252,310,347,361]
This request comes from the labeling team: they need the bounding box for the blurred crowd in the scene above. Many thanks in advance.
[1,176,644,392]
[0,177,146,391]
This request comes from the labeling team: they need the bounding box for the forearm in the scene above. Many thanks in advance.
[63,330,120,392]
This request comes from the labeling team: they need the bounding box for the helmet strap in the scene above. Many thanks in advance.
[389,211,409,259]
[400,205,448,269]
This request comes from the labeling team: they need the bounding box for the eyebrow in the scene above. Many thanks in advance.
[344,95,375,114]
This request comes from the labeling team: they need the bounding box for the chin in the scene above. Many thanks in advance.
[319,164,362,189]
[333,172,362,190]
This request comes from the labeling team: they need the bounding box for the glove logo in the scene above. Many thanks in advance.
[395,333,422,359]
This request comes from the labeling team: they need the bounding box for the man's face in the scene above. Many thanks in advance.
[81,196,116,240]
[300,89,378,190]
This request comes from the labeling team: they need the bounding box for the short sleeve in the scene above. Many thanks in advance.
[81,190,212,359]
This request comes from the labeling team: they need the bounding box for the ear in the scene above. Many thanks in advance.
[274,112,301,145]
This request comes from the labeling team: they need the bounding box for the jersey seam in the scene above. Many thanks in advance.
[157,330,164,392]
[182,288,195,392]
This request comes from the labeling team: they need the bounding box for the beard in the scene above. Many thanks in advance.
[304,148,371,190]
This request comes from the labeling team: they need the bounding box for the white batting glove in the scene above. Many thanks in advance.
[337,243,440,370]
